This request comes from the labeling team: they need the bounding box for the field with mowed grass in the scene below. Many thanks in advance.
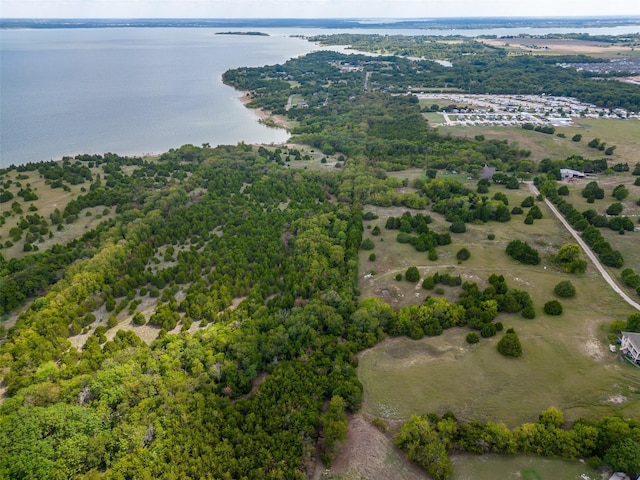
[450,454,598,480]
[357,176,640,428]
[439,117,640,163]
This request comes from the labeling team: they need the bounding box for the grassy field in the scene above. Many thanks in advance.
[358,178,640,428]
[480,37,640,59]
[439,117,640,163]
[0,165,117,261]
[451,454,598,480]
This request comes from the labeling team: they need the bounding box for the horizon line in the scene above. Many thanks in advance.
[3,15,640,20]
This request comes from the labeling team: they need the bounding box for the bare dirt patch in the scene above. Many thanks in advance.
[584,337,605,361]
[607,394,627,405]
[324,414,429,480]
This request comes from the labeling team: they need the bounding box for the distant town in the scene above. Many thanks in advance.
[415,93,640,127]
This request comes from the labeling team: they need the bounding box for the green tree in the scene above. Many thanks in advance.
[395,415,453,480]
[497,331,522,357]
[360,238,375,250]
[606,202,623,216]
[506,239,540,265]
[466,332,480,344]
[554,281,576,298]
[132,312,146,325]
[449,219,466,233]
[612,185,629,201]
[627,313,640,332]
[456,248,471,261]
[321,396,348,466]
[604,439,640,478]
[405,266,420,283]
[544,300,563,315]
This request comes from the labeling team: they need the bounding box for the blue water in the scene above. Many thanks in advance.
[0,29,317,166]
[2,25,639,166]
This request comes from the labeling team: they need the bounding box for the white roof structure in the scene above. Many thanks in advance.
[621,332,640,363]
[560,168,585,178]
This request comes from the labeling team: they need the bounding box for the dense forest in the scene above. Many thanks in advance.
[2,36,640,479]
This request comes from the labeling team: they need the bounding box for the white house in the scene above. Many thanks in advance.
[621,332,640,364]
[560,168,585,179]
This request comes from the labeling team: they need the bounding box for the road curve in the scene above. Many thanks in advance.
[527,182,640,312]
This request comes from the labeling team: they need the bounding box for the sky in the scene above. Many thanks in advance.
[2,0,640,19]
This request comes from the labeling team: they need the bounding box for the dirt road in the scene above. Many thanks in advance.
[527,182,640,311]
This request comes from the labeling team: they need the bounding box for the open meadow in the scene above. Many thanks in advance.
[479,37,640,59]
[450,454,598,480]
[438,118,640,163]
[357,173,640,429]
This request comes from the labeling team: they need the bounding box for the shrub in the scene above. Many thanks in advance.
[395,273,402,281]
[487,233,495,240]
[606,202,623,216]
[506,177,520,189]
[528,205,543,219]
[612,185,629,201]
[571,134,582,142]
[396,232,412,243]
[405,266,420,283]
[497,332,523,357]
[582,181,604,200]
[368,253,376,261]
[600,249,624,268]
[422,276,435,290]
[449,220,466,233]
[360,238,375,250]
[554,280,576,298]
[521,305,536,319]
[456,248,471,261]
[511,206,524,215]
[428,248,438,261]
[543,300,563,315]
[132,312,146,325]
[506,239,540,265]
[466,333,480,344]
[106,315,118,329]
[521,196,535,208]
[480,323,497,338]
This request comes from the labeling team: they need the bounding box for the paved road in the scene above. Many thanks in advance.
[527,182,640,311]
[363,71,372,91]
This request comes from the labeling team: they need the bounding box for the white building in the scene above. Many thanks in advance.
[560,168,585,179]
[621,332,640,364]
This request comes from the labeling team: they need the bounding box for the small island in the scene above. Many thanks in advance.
[215,31,269,36]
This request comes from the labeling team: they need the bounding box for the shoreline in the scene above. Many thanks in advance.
[239,91,292,132]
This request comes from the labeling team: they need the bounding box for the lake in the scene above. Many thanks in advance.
[0,28,324,166]
[2,24,639,166]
